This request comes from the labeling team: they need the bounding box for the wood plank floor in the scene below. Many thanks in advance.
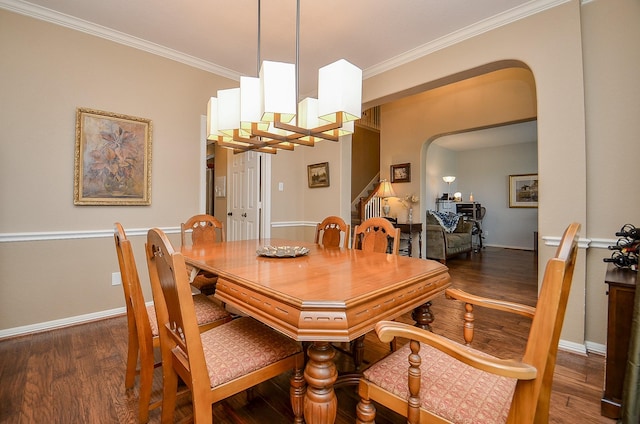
[0,247,615,423]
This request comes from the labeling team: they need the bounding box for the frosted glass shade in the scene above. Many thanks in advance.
[318,59,362,123]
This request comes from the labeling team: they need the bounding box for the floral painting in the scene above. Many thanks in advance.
[74,108,152,205]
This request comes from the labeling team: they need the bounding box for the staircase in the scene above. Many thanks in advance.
[351,179,382,228]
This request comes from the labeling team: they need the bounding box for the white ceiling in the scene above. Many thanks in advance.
[2,0,548,149]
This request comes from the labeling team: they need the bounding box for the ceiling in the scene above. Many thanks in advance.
[2,0,547,149]
[434,120,538,151]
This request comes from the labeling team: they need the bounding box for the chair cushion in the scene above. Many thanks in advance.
[200,317,302,388]
[146,294,229,338]
[363,342,516,424]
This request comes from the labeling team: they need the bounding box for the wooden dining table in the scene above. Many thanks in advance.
[181,238,450,424]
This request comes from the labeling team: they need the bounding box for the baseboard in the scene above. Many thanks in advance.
[0,307,126,340]
[558,339,607,356]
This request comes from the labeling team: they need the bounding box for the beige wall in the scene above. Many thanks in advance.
[2,0,639,352]
[0,10,234,329]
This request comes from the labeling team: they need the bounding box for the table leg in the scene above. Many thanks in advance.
[412,301,434,331]
[304,341,338,424]
[418,231,422,259]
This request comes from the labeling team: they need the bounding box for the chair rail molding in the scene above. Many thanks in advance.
[0,227,180,243]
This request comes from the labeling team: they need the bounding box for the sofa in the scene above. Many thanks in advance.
[425,210,473,263]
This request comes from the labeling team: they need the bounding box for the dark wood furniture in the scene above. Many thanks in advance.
[181,238,450,424]
[395,222,422,258]
[601,264,637,419]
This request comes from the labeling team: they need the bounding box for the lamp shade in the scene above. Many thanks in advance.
[376,180,396,198]
[442,176,456,183]
[317,59,362,123]
[206,97,218,141]
[260,60,296,123]
[217,88,241,136]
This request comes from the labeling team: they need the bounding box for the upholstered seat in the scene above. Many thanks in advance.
[425,210,473,263]
[113,223,231,423]
[363,342,517,423]
[356,223,581,424]
[146,228,305,424]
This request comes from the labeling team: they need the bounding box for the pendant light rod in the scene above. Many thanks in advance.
[257,0,261,76]
[295,0,300,124]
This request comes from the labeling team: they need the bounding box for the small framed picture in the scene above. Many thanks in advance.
[391,163,411,183]
[308,162,330,188]
[509,174,538,208]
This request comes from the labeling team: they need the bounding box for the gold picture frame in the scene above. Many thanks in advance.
[509,174,538,208]
[307,162,330,188]
[74,107,152,205]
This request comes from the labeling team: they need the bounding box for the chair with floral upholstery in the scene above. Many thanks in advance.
[146,227,306,424]
[355,223,581,424]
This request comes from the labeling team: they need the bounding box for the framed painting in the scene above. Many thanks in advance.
[308,162,330,188]
[391,163,411,183]
[74,107,152,205]
[509,174,538,208]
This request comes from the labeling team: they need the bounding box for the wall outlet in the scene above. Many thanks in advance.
[112,272,122,286]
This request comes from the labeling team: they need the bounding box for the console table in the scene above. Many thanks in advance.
[395,223,422,258]
[602,264,637,419]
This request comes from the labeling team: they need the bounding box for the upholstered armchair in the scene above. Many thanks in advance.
[425,210,473,263]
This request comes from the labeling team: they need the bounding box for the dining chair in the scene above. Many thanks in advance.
[352,217,401,255]
[180,214,225,295]
[355,222,581,424]
[315,215,350,248]
[113,223,232,423]
[346,217,401,369]
[145,227,306,424]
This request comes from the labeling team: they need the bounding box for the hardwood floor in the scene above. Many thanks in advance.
[0,247,614,423]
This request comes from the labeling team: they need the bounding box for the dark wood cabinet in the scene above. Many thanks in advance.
[602,264,637,419]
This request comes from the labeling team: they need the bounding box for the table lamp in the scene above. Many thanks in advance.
[376,180,396,217]
[442,176,456,199]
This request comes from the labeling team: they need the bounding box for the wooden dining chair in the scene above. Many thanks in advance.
[180,214,225,295]
[113,223,232,423]
[345,217,401,369]
[145,227,306,424]
[315,215,350,248]
[355,222,581,424]
[352,217,400,255]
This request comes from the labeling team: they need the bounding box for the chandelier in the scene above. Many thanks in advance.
[206,0,362,154]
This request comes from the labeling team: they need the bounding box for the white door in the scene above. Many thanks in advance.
[228,151,261,240]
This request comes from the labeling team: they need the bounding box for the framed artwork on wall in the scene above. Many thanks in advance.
[391,163,411,183]
[308,162,330,188]
[74,107,152,205]
[509,174,538,208]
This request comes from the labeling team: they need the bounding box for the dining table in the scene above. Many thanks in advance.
[181,238,451,424]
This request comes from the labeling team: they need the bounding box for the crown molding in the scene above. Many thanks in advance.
[363,0,570,80]
[0,0,240,81]
[2,0,573,83]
